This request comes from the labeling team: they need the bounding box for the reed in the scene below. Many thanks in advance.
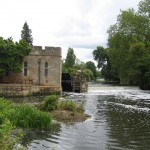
[8,104,52,129]
[0,97,52,150]
[57,100,84,113]
[0,97,52,129]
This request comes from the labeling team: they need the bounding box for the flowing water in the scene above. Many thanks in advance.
[23,83,150,150]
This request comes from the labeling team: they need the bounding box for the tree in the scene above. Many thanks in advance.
[65,48,76,68]
[0,37,31,76]
[92,46,117,81]
[85,61,97,79]
[125,42,150,88]
[106,0,150,84]
[138,0,150,17]
[21,22,33,45]
[93,46,107,69]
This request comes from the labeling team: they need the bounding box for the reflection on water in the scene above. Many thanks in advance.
[22,123,61,150]
[15,83,150,150]
[106,98,150,150]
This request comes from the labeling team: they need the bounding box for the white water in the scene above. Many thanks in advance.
[88,83,150,100]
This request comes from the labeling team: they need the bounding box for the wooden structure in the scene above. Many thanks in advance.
[62,72,88,93]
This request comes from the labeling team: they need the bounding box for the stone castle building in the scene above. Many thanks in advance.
[0,46,62,95]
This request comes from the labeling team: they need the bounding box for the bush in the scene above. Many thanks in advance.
[39,95,59,111]
[57,100,84,113]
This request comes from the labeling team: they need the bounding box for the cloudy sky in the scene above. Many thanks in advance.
[0,0,141,64]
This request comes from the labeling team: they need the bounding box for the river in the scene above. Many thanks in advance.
[22,82,150,150]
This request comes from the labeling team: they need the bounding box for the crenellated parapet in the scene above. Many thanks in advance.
[30,46,61,56]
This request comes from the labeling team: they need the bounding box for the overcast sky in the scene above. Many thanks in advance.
[0,0,141,64]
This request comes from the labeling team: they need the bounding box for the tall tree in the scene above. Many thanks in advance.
[93,46,108,69]
[21,22,33,45]
[65,48,76,68]
[107,1,150,84]
[86,61,97,79]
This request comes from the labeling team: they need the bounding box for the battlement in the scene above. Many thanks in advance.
[29,46,62,56]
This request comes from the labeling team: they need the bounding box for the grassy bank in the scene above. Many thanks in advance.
[0,97,52,149]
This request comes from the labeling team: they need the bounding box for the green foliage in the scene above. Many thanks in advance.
[0,97,52,150]
[0,119,23,150]
[21,21,33,46]
[38,95,84,113]
[96,0,150,88]
[93,46,108,69]
[8,104,52,129]
[86,61,97,78]
[57,100,84,113]
[125,42,150,87]
[0,37,31,76]
[0,98,23,150]
[0,97,52,129]
[65,48,76,68]
[83,69,93,81]
[63,49,95,81]
[39,95,59,111]
[138,0,150,17]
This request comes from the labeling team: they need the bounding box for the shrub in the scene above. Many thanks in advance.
[41,95,59,111]
[57,100,76,111]
[57,100,84,113]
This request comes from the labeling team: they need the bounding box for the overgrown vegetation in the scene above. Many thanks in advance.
[38,95,84,113]
[0,119,23,150]
[38,95,59,111]
[57,100,84,113]
[0,37,31,76]
[0,97,52,149]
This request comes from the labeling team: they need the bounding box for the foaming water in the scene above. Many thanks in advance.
[88,83,150,100]
[25,83,150,150]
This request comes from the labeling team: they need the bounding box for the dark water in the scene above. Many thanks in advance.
[21,83,150,150]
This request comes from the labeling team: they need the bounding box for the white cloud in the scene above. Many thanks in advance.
[0,0,141,63]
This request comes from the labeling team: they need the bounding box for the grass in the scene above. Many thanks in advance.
[0,119,24,150]
[57,100,84,113]
[0,98,52,129]
[0,97,53,150]
[38,95,85,114]
[8,104,52,129]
